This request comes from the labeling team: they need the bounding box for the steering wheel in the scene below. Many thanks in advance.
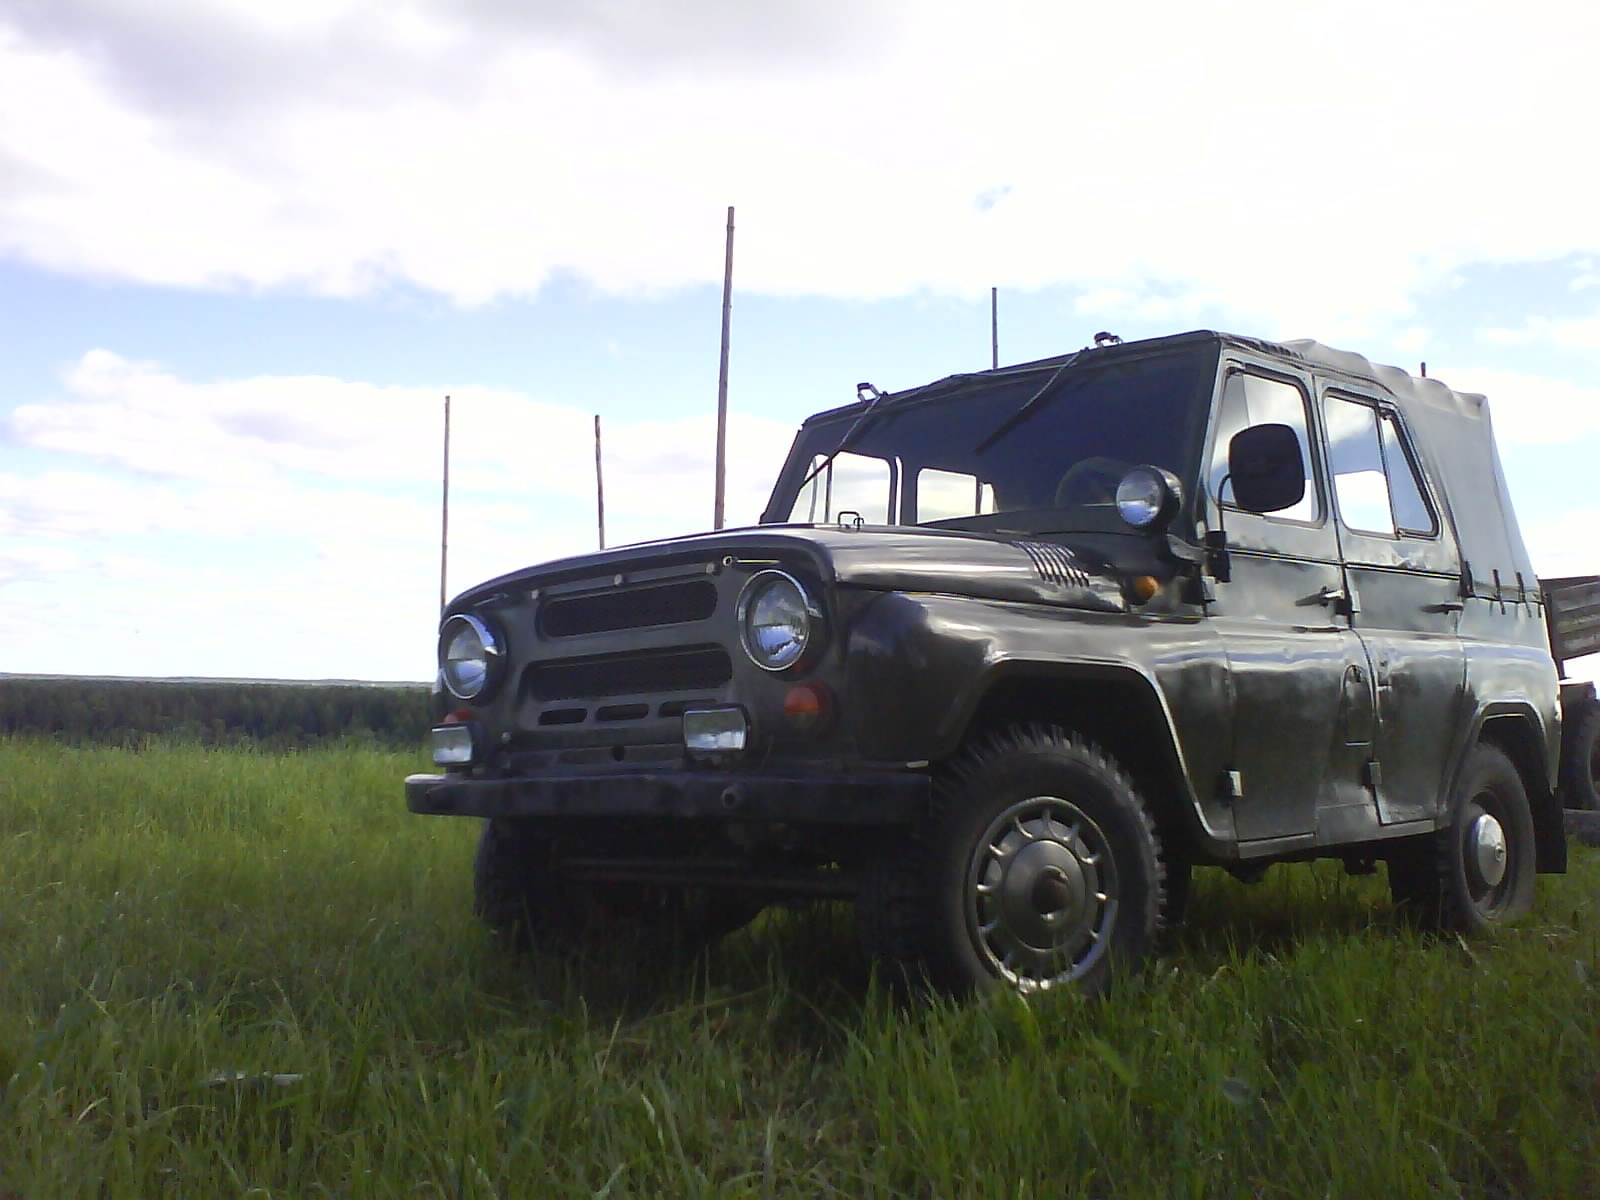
[1053,457,1130,507]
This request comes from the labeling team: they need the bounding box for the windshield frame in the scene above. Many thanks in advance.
[760,335,1222,539]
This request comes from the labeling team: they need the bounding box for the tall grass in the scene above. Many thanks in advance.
[1,738,1596,1197]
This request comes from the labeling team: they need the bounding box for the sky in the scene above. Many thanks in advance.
[1,0,1598,684]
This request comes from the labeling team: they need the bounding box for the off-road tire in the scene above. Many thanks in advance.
[858,725,1165,997]
[473,819,761,955]
[1387,743,1536,931]
[473,818,566,951]
[1560,701,1600,811]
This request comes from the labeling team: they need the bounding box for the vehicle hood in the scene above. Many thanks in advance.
[452,523,1128,614]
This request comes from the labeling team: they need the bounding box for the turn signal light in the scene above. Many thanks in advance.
[1130,575,1161,604]
[782,681,833,732]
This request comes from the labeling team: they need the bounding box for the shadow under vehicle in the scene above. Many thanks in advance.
[407,330,1598,995]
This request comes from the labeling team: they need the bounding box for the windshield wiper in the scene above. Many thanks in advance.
[796,382,888,492]
[972,350,1082,454]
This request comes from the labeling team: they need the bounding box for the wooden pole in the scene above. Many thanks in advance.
[595,413,606,550]
[714,206,735,529]
[439,394,451,613]
[991,287,999,369]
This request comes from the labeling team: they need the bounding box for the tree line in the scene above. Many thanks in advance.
[0,677,434,748]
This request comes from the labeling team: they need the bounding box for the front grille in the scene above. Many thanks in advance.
[523,645,733,701]
[540,579,718,638]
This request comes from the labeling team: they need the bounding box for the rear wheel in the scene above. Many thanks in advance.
[1560,701,1600,811]
[860,726,1165,997]
[1387,743,1536,931]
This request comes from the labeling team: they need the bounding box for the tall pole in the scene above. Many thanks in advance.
[714,205,735,529]
[594,413,607,550]
[439,393,451,613]
[991,287,999,369]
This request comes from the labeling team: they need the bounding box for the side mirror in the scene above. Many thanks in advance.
[1227,423,1306,514]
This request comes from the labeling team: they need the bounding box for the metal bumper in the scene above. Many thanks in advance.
[405,767,930,825]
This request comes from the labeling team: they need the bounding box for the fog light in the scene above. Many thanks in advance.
[683,707,748,753]
[431,724,476,767]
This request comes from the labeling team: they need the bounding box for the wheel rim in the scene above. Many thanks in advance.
[1462,799,1514,913]
[965,795,1118,992]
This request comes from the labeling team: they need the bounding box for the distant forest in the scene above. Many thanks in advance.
[0,677,433,748]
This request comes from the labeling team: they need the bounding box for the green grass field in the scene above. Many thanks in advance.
[2,738,1596,1198]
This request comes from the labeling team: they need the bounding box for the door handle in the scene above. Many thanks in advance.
[1423,600,1464,613]
[1299,585,1353,613]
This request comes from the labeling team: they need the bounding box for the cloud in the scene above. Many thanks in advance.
[1479,312,1600,352]
[1430,366,1600,446]
[3,2,1600,327]
[0,350,795,599]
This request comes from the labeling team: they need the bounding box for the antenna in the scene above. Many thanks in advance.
[991,287,999,369]
[439,394,451,613]
[594,413,606,550]
[714,206,735,529]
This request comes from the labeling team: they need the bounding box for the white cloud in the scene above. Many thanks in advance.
[1479,313,1600,353]
[0,347,799,676]
[1430,366,1600,446]
[3,2,1600,328]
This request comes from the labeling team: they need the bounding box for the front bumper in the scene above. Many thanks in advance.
[406,767,930,825]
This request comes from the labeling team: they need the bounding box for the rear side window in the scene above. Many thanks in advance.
[915,468,997,522]
[1381,412,1436,535]
[1324,395,1437,538]
[1209,371,1320,522]
[788,451,896,524]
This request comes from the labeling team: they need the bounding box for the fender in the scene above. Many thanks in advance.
[843,590,1236,857]
[1454,700,1566,874]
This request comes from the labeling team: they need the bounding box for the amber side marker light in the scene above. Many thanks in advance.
[783,682,833,732]
[1130,575,1161,604]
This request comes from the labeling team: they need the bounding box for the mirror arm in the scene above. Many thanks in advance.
[1204,476,1232,582]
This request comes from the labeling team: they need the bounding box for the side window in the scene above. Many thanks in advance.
[1324,395,1438,538]
[1380,413,1437,535]
[1209,371,1320,522]
[787,452,896,524]
[915,468,997,522]
[1324,397,1393,534]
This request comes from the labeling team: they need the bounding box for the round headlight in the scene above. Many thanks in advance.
[1116,466,1182,531]
[737,571,817,672]
[439,613,503,700]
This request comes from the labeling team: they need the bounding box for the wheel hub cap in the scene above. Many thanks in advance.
[1468,811,1508,889]
[967,796,1117,991]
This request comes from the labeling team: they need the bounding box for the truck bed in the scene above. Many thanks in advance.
[1545,575,1600,669]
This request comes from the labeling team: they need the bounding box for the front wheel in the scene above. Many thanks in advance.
[474,819,760,955]
[1387,743,1536,932]
[860,726,1165,997]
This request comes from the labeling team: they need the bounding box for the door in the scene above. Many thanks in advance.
[1204,364,1377,845]
[1320,388,1465,825]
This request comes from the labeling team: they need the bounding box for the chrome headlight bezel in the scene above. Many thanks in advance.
[438,613,505,701]
[1115,465,1184,532]
[735,570,822,673]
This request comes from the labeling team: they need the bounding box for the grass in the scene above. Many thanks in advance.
[1,737,1597,1198]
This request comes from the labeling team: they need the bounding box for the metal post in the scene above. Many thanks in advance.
[439,394,451,613]
[991,287,999,370]
[595,413,606,550]
[714,206,735,529]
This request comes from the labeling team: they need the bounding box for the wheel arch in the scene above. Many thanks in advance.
[951,661,1218,863]
[1472,706,1566,874]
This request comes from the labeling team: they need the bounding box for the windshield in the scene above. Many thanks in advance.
[765,344,1217,534]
